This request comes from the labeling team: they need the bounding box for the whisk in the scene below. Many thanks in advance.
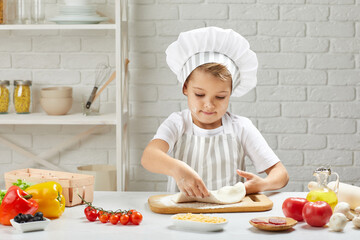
[85,63,111,109]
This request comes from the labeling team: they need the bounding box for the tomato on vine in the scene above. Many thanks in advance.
[109,214,119,225]
[78,194,143,226]
[99,213,109,223]
[130,212,143,225]
[120,214,130,225]
[85,208,98,222]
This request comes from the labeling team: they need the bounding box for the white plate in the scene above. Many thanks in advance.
[171,214,228,232]
[49,16,109,24]
[10,218,51,233]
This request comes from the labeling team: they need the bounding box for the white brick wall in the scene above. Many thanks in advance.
[0,0,359,193]
[127,0,360,192]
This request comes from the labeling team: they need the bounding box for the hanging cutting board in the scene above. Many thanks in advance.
[148,193,273,214]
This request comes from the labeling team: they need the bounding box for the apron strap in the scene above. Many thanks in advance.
[222,112,234,135]
[186,110,234,135]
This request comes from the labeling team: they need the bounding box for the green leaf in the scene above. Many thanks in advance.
[12,179,33,190]
[0,190,6,205]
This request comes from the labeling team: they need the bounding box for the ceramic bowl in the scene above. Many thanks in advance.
[40,97,73,115]
[40,87,73,98]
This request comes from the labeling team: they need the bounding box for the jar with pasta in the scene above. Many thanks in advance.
[0,80,10,114]
[0,0,4,24]
[13,80,32,114]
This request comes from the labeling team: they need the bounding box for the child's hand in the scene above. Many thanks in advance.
[236,169,266,194]
[174,162,210,198]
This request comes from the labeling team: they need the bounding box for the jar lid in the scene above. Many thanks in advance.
[14,80,32,86]
[0,80,10,86]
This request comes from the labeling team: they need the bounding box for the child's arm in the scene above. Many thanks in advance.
[141,139,209,198]
[237,162,289,194]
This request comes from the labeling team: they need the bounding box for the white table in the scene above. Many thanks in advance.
[0,191,357,240]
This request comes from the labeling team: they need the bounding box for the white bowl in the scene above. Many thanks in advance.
[41,87,72,98]
[40,97,73,115]
[64,0,90,5]
[10,218,50,233]
[171,214,228,232]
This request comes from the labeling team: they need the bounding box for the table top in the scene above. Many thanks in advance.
[0,191,357,240]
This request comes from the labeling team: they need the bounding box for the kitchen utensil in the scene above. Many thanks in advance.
[92,71,116,103]
[148,193,273,214]
[249,217,297,232]
[85,63,111,109]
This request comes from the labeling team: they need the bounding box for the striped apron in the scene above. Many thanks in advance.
[167,116,245,192]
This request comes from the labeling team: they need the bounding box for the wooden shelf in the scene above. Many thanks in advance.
[0,112,116,125]
[0,24,116,30]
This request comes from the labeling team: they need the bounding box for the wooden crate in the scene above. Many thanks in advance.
[4,168,94,207]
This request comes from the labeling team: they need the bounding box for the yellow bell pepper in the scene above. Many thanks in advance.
[25,181,66,219]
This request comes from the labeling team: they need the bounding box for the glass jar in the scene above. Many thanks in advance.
[306,166,339,210]
[0,80,10,114]
[16,0,31,24]
[31,0,44,24]
[13,80,32,114]
[0,0,5,24]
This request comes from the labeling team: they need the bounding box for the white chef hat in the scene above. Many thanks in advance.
[166,27,258,97]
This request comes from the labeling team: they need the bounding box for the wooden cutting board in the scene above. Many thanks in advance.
[148,193,273,214]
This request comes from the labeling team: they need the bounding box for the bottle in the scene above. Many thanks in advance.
[0,80,10,114]
[13,80,32,113]
[306,166,339,210]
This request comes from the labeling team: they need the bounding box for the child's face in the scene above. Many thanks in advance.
[183,69,231,129]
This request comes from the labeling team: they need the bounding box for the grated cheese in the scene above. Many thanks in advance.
[173,213,227,223]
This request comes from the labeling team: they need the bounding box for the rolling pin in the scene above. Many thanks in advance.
[308,181,360,210]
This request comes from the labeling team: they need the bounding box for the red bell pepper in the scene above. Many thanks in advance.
[0,185,38,226]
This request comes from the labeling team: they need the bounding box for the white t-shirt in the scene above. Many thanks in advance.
[153,109,280,173]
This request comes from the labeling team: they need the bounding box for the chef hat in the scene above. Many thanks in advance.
[166,27,258,97]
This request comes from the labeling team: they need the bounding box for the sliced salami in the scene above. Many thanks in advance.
[250,218,269,224]
[268,218,286,225]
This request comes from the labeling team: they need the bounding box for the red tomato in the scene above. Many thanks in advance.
[85,209,98,222]
[84,206,92,215]
[99,213,109,223]
[130,212,143,225]
[120,214,130,225]
[282,197,309,221]
[302,201,333,227]
[109,214,119,225]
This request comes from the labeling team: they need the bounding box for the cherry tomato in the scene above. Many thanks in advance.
[130,212,143,225]
[282,197,309,221]
[302,201,333,227]
[85,209,98,222]
[128,209,137,214]
[99,213,109,223]
[120,214,130,225]
[84,206,94,215]
[109,214,119,225]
